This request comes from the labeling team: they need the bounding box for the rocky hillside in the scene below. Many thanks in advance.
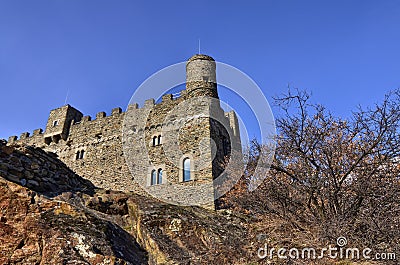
[1,140,390,265]
[0,178,148,264]
[0,141,260,264]
[0,139,94,196]
[1,140,391,265]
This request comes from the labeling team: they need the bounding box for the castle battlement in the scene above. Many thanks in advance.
[6,54,242,209]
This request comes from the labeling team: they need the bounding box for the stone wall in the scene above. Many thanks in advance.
[7,107,141,194]
[0,140,94,196]
[6,96,239,207]
[5,54,242,209]
[186,54,218,98]
[123,94,219,207]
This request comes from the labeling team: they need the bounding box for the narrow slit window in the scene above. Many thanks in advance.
[183,158,191,182]
[152,136,157,146]
[80,150,85,159]
[76,151,80,160]
[158,135,162,145]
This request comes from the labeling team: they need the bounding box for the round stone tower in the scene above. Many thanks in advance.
[186,54,218,98]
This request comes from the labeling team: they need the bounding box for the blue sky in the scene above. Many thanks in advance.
[1,0,400,141]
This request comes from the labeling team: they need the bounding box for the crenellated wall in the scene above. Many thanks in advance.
[7,95,240,205]
[5,54,242,209]
[7,104,138,192]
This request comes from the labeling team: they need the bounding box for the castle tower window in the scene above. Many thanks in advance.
[53,134,61,144]
[53,120,59,127]
[152,136,157,146]
[76,150,85,160]
[151,169,157,185]
[80,150,85,159]
[158,135,162,145]
[183,158,191,182]
[157,169,163,184]
[44,137,52,145]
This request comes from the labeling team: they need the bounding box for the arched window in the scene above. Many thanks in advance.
[158,135,162,145]
[157,169,163,184]
[76,150,85,160]
[183,158,191,182]
[152,136,157,146]
[151,169,157,185]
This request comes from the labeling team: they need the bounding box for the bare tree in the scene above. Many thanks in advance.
[224,88,400,254]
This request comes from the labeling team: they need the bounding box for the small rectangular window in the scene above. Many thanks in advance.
[53,120,59,126]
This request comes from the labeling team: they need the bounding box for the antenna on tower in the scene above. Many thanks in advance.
[198,39,201,54]
[64,88,70,105]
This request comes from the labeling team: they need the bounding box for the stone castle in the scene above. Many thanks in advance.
[6,54,241,208]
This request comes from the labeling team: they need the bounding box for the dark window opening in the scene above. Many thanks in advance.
[152,135,162,146]
[53,134,61,144]
[76,149,85,160]
[45,137,52,145]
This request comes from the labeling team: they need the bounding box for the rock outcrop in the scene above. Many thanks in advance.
[0,142,257,264]
[83,192,252,264]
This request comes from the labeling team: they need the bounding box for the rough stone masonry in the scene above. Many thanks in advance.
[6,54,242,209]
